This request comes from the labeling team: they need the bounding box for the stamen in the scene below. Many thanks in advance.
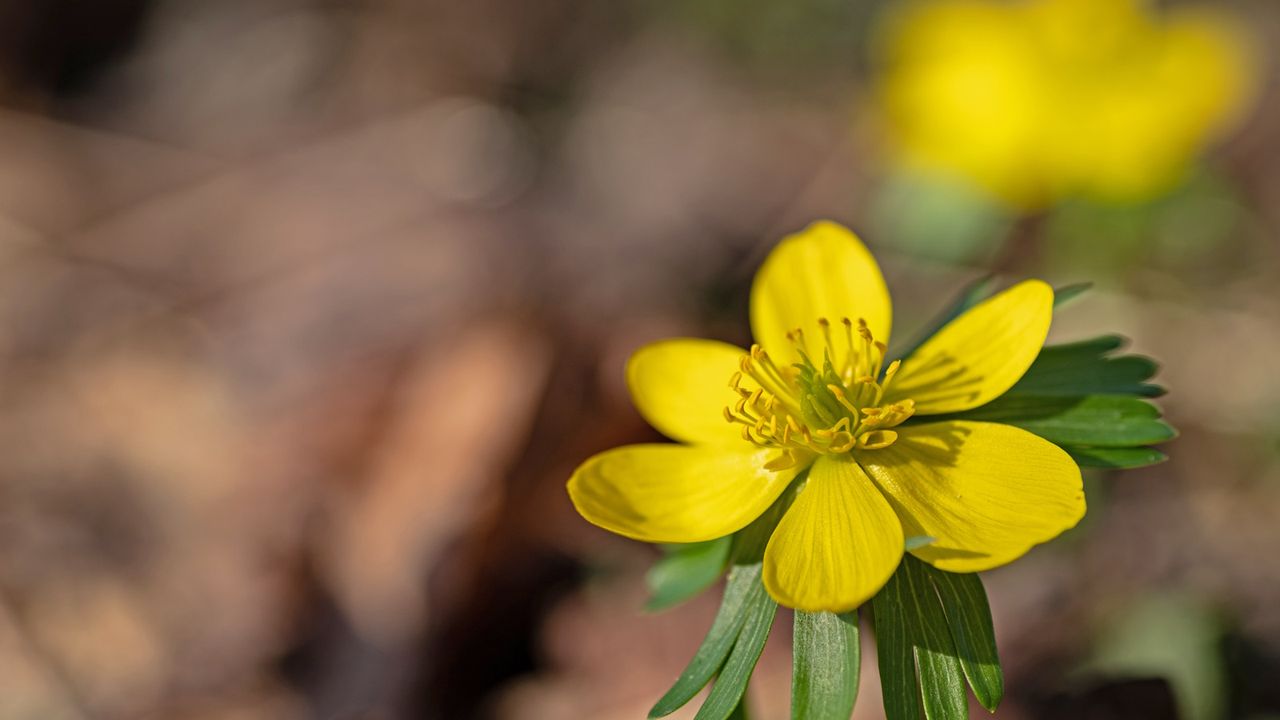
[857,429,898,450]
[817,317,835,360]
[723,316,913,460]
[826,384,861,421]
[842,318,855,365]
[765,450,798,471]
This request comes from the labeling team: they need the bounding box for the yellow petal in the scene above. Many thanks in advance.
[763,455,903,612]
[860,421,1085,573]
[886,279,1052,414]
[568,444,801,544]
[750,221,892,366]
[627,338,752,445]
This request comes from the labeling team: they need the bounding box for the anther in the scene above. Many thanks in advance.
[884,360,901,379]
[858,430,898,450]
[765,450,798,471]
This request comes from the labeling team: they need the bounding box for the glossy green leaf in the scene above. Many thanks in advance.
[647,537,733,611]
[650,563,764,718]
[1009,335,1164,398]
[873,558,967,720]
[926,568,1003,711]
[792,610,860,720]
[936,395,1175,447]
[1066,445,1169,469]
[695,578,778,720]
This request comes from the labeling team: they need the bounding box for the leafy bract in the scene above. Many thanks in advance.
[647,538,733,611]
[873,556,1003,720]
[792,610,860,720]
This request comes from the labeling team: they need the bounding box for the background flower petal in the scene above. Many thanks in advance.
[763,455,903,612]
[627,338,752,445]
[750,221,892,365]
[887,279,1052,414]
[860,420,1084,573]
[568,444,800,544]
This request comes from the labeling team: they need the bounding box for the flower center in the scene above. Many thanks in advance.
[725,317,916,470]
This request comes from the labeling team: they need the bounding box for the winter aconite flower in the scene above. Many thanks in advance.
[568,221,1084,612]
[877,0,1256,208]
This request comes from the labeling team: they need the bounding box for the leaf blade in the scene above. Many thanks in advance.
[872,566,922,720]
[901,558,968,720]
[933,395,1176,447]
[695,577,778,720]
[650,563,763,718]
[926,568,1004,711]
[889,275,994,363]
[1066,445,1169,469]
[792,610,861,720]
[647,537,733,611]
[1009,335,1163,398]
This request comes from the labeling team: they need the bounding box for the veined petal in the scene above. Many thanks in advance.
[627,338,751,445]
[750,221,892,366]
[763,455,904,612]
[568,444,801,544]
[886,279,1052,414]
[860,420,1085,573]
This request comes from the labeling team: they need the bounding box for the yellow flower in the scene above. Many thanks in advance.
[877,0,1256,208]
[568,221,1085,612]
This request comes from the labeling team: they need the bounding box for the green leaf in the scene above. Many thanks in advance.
[874,558,1007,719]
[872,565,922,720]
[792,610,860,720]
[1052,282,1092,307]
[891,279,1094,364]
[926,569,1003,712]
[936,395,1175,447]
[889,275,994,363]
[695,577,778,720]
[650,563,765,718]
[646,537,733,611]
[1066,445,1169,469]
[1008,335,1164,398]
[873,557,967,720]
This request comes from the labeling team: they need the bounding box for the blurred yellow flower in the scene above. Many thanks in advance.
[567,221,1084,612]
[877,0,1256,208]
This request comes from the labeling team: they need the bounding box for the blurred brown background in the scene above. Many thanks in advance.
[0,0,1277,719]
